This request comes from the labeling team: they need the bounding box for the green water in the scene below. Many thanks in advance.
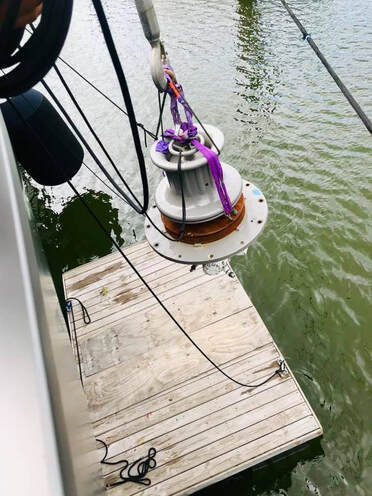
[27,0,371,494]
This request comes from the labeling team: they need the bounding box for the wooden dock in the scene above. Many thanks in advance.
[63,240,322,495]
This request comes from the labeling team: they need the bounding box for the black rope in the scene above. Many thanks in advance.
[181,95,221,155]
[24,24,157,141]
[156,89,166,139]
[58,55,157,140]
[39,78,148,211]
[65,297,91,387]
[51,61,140,209]
[279,0,372,135]
[68,180,286,389]
[97,439,156,487]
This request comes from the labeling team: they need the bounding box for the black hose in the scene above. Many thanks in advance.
[0,0,73,98]
[91,0,149,213]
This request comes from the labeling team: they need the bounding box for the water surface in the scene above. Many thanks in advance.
[29,1,372,494]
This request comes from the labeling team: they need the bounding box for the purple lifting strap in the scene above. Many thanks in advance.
[161,65,233,216]
[191,139,233,216]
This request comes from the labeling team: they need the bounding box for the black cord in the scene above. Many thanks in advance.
[279,0,372,135]
[67,179,285,389]
[180,95,221,155]
[65,297,91,387]
[39,78,149,211]
[51,61,141,210]
[144,150,186,242]
[91,0,149,212]
[58,55,157,140]
[156,89,167,139]
[24,24,157,141]
[97,439,156,487]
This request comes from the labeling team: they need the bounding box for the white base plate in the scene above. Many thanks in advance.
[145,181,268,265]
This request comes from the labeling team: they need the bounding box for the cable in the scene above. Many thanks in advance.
[279,0,372,135]
[57,55,157,140]
[65,297,91,386]
[144,150,186,242]
[180,94,221,155]
[51,61,141,209]
[39,78,149,211]
[156,89,166,139]
[49,65,187,241]
[91,0,149,211]
[24,24,158,141]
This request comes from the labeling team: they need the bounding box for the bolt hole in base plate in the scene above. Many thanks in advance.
[145,181,268,265]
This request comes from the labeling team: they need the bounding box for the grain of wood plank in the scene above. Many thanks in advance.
[64,244,153,289]
[65,251,167,299]
[72,261,191,314]
[101,380,297,472]
[106,407,319,495]
[63,240,150,280]
[66,251,170,298]
[75,273,250,336]
[84,308,273,421]
[63,240,323,496]
[73,267,216,328]
[93,345,277,441]
[81,295,258,378]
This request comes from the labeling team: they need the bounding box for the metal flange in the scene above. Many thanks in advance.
[145,181,268,264]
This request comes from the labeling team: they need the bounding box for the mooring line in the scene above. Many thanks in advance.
[279,0,372,135]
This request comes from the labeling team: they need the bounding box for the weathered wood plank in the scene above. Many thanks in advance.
[101,379,297,473]
[75,273,250,337]
[80,288,256,377]
[64,240,150,281]
[66,250,170,298]
[85,308,273,422]
[73,266,215,329]
[62,240,322,496]
[106,407,319,495]
[93,345,277,442]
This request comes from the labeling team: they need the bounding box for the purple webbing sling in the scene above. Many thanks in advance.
[191,139,233,215]
[160,65,233,216]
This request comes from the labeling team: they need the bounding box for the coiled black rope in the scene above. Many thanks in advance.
[97,439,157,488]
[65,302,157,487]
[279,0,372,135]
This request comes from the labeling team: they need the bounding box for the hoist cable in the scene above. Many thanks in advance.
[51,61,141,209]
[25,25,158,141]
[91,0,149,212]
[156,89,166,138]
[279,0,372,135]
[48,65,187,242]
[38,77,146,210]
[57,56,158,140]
